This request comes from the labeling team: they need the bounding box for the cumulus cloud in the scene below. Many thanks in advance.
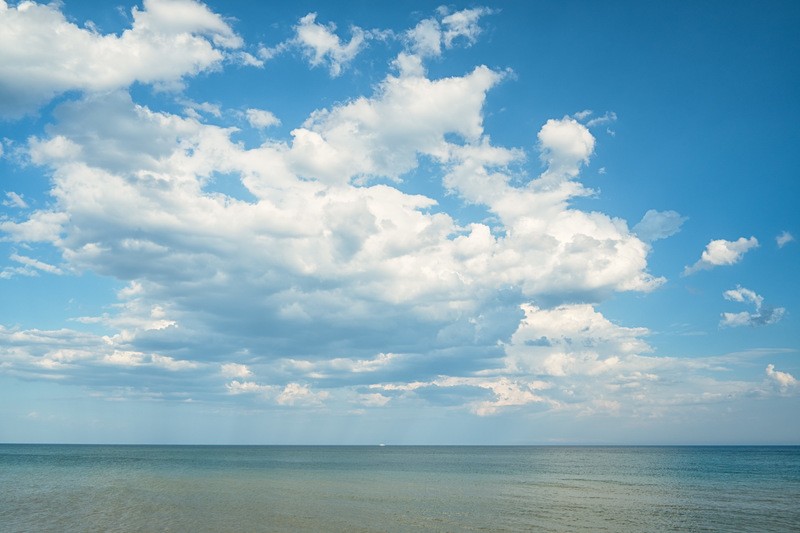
[226,380,273,395]
[259,12,368,77]
[776,231,794,248]
[294,13,366,76]
[407,18,442,57]
[220,362,252,378]
[537,117,596,182]
[720,286,785,327]
[439,6,493,48]
[406,7,493,57]
[633,210,687,242]
[503,303,652,377]
[276,382,329,407]
[245,108,281,129]
[6,5,761,421]
[0,56,664,390]
[765,364,797,392]
[683,237,759,275]
[0,0,243,117]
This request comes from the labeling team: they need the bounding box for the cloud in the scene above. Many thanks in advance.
[439,7,493,48]
[765,364,797,392]
[407,18,442,57]
[226,380,273,395]
[537,117,596,181]
[503,303,652,377]
[269,12,367,77]
[220,363,252,379]
[7,5,764,421]
[10,253,63,275]
[776,231,794,248]
[0,210,68,243]
[0,0,242,117]
[245,108,281,129]
[3,191,27,208]
[585,111,617,128]
[2,59,663,383]
[720,286,785,327]
[276,382,329,407]
[683,236,759,275]
[632,210,687,242]
[406,7,494,57]
[357,392,391,407]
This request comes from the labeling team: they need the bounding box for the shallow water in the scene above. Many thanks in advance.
[1,445,798,532]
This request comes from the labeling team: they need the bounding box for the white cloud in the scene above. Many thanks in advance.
[632,209,687,242]
[585,111,617,128]
[220,362,252,378]
[245,108,281,129]
[0,0,242,116]
[723,286,763,307]
[10,253,63,275]
[776,231,794,248]
[286,353,399,379]
[407,18,442,57]
[503,303,652,377]
[181,100,222,118]
[290,13,366,77]
[683,236,759,275]
[537,117,596,182]
[766,364,797,391]
[357,393,391,407]
[3,191,27,208]
[405,7,493,58]
[0,6,744,420]
[102,351,199,371]
[276,382,329,407]
[1,61,664,389]
[0,211,68,242]
[226,380,272,395]
[468,377,549,416]
[720,286,785,327]
[439,7,493,48]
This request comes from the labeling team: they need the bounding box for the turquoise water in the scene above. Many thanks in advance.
[1,445,798,532]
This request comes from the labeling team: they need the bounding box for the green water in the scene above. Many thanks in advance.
[1,445,798,532]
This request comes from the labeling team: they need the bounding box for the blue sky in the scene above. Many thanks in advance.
[0,0,798,444]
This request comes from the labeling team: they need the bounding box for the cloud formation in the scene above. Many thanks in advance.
[289,13,367,77]
[406,6,494,58]
[721,286,785,327]
[683,237,759,275]
[633,210,687,243]
[1,2,789,425]
[766,364,797,392]
[245,108,281,129]
[776,231,794,248]
[0,0,242,117]
[3,192,27,209]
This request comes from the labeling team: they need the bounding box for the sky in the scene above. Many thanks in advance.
[0,0,798,445]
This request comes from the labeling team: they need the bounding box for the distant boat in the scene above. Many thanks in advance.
[379,443,386,447]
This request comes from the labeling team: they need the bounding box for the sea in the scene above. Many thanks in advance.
[1,445,798,532]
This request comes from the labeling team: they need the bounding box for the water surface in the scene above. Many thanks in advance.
[1,445,798,532]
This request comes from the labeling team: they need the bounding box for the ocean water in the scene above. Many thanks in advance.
[1,445,798,532]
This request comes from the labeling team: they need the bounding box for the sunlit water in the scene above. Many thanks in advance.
[1,445,798,532]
